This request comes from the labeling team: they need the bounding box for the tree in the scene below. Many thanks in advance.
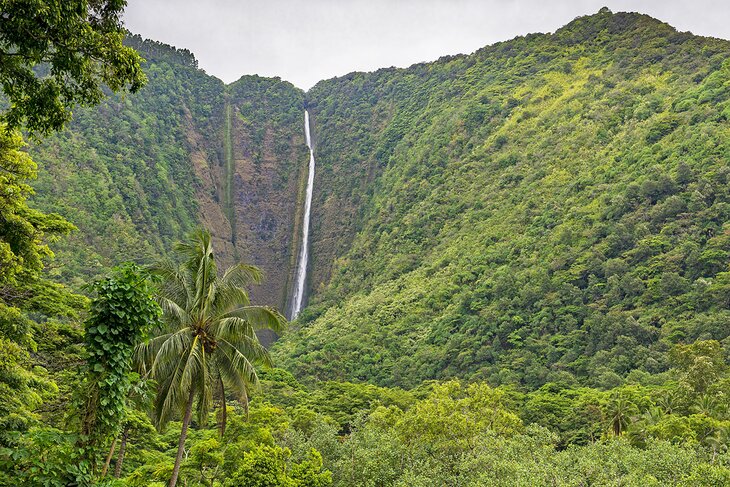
[395,380,522,473]
[0,127,73,290]
[606,393,639,437]
[101,374,156,479]
[224,445,331,487]
[0,125,78,443]
[80,264,160,471]
[0,0,146,134]
[670,340,727,394]
[136,229,286,487]
[184,437,224,486]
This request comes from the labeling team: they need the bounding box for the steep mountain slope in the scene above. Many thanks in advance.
[25,9,730,389]
[273,9,730,388]
[29,37,218,288]
[28,38,307,311]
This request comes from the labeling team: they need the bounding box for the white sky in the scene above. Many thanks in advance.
[123,0,730,90]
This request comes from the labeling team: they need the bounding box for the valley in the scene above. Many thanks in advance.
[1,6,729,486]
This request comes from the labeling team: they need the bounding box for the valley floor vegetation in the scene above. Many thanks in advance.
[3,302,730,486]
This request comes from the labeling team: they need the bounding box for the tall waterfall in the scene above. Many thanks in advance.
[290,110,315,319]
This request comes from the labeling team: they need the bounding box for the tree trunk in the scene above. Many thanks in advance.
[114,425,130,478]
[241,385,249,421]
[218,376,227,437]
[169,388,196,487]
[101,437,117,477]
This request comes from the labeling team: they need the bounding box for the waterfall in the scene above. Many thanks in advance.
[290,110,315,319]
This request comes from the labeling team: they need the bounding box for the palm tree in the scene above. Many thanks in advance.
[136,229,286,487]
[606,393,639,436]
[693,394,722,417]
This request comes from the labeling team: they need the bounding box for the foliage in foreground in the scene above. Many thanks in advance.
[0,125,82,448]
[0,0,146,134]
[81,264,161,464]
[2,337,730,486]
[137,229,286,486]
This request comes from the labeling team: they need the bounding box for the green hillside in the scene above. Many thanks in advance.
[274,9,730,389]
[27,36,222,287]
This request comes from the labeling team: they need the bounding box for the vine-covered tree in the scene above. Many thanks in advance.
[136,229,286,487]
[81,264,160,470]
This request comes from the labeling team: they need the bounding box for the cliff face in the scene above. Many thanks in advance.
[180,75,308,313]
[28,41,307,317]
[225,76,308,311]
[183,105,236,266]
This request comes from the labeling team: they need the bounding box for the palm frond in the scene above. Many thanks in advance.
[157,296,192,328]
[220,335,273,369]
[150,259,191,310]
[219,306,287,334]
[209,284,251,318]
[213,352,249,413]
[193,233,216,310]
[220,263,263,287]
[210,316,256,343]
[216,339,262,389]
[195,346,213,425]
[153,334,199,429]
[135,329,188,373]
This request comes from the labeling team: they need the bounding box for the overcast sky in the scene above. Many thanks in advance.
[123,0,730,90]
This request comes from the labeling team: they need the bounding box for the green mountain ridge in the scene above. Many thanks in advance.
[275,9,730,388]
[28,9,730,390]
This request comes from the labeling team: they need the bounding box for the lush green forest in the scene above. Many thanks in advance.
[26,35,224,288]
[27,37,307,306]
[1,4,729,486]
[277,9,730,390]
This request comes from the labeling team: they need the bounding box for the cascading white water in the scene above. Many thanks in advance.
[290,110,315,319]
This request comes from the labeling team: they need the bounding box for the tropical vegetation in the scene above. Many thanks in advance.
[0,5,728,486]
[137,229,285,486]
